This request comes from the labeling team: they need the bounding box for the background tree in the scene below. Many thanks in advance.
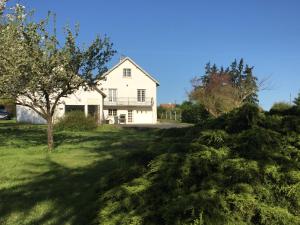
[180,101,210,124]
[189,59,262,117]
[293,92,300,107]
[0,6,115,150]
[0,0,7,15]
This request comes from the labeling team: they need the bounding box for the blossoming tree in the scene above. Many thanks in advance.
[0,4,116,150]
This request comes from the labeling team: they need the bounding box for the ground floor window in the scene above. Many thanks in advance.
[128,110,133,123]
[108,109,117,116]
[65,105,84,112]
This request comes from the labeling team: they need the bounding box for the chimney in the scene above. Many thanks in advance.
[119,55,126,62]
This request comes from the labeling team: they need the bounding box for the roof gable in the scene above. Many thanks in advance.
[103,57,160,86]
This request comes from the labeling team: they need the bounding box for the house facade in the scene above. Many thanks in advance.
[16,57,159,124]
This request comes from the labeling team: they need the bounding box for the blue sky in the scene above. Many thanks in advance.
[11,0,300,109]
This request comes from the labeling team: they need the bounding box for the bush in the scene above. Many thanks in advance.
[96,106,300,225]
[269,102,292,115]
[181,101,210,124]
[282,116,300,133]
[55,111,97,131]
[220,103,261,133]
[197,130,228,148]
[259,114,283,131]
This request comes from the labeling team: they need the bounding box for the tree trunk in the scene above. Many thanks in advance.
[47,116,54,151]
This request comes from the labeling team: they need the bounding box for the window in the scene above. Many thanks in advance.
[137,89,146,102]
[128,110,133,123]
[108,109,117,116]
[65,105,84,113]
[108,89,117,102]
[88,105,99,118]
[123,68,131,77]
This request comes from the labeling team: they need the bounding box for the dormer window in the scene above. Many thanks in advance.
[123,68,131,77]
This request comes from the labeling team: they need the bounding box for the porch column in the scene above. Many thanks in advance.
[84,104,88,117]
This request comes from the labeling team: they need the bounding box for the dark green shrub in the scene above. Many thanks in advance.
[270,102,292,114]
[181,101,210,124]
[286,105,300,116]
[282,116,300,133]
[159,127,191,138]
[225,103,261,133]
[203,114,228,130]
[263,106,300,132]
[96,101,300,225]
[202,104,261,133]
[197,130,228,148]
[259,114,282,131]
[55,111,97,131]
[233,127,282,159]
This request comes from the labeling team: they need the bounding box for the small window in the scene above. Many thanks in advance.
[128,110,133,123]
[65,105,84,113]
[108,109,117,116]
[123,68,131,77]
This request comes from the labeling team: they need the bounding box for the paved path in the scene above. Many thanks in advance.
[120,122,193,129]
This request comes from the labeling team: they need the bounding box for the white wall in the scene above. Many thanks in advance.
[99,58,158,124]
[61,87,104,121]
[103,107,153,124]
[16,105,47,124]
[16,88,104,124]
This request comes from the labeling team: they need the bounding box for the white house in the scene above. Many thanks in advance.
[16,57,159,124]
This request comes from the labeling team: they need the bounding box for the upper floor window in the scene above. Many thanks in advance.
[123,68,131,77]
[137,89,146,102]
[108,89,117,102]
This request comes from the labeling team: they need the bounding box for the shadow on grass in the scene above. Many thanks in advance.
[0,122,47,147]
[0,158,151,225]
[0,122,162,225]
[2,122,299,224]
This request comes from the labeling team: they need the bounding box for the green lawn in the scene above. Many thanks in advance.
[1,115,300,224]
[0,121,158,225]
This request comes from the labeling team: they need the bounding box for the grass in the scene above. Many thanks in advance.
[0,121,158,225]
[158,119,182,124]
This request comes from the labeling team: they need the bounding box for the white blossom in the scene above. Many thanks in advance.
[0,0,7,9]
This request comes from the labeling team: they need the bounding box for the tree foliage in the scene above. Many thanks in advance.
[269,102,292,115]
[294,92,300,107]
[189,59,259,117]
[0,5,115,149]
[0,0,7,15]
[180,101,210,124]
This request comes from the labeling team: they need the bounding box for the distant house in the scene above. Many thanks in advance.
[159,103,177,110]
[16,57,159,124]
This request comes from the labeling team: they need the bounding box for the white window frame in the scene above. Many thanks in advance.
[137,89,146,102]
[108,89,117,102]
[108,109,117,116]
[123,68,131,77]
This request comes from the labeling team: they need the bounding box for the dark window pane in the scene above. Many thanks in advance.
[65,105,85,112]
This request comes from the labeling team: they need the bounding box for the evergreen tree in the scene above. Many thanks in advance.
[190,58,259,117]
[293,92,300,106]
